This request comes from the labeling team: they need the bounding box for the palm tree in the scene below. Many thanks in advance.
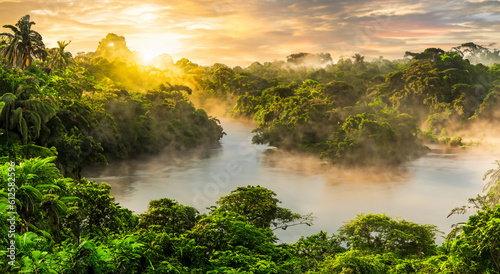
[0,14,47,69]
[40,193,68,235]
[0,93,25,141]
[14,157,67,233]
[48,40,73,70]
[17,184,43,232]
[0,87,56,144]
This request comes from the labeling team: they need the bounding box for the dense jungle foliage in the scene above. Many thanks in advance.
[1,15,500,273]
[0,158,499,273]
[223,50,499,165]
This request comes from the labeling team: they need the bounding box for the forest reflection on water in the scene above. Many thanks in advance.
[82,118,499,243]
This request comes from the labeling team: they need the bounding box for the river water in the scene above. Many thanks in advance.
[82,118,499,243]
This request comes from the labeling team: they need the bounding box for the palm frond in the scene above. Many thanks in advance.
[483,160,500,192]
[9,107,23,130]
[18,185,43,203]
[24,110,41,138]
[37,184,62,192]
[20,117,28,143]
[0,32,14,39]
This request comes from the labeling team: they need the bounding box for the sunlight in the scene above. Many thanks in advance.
[140,49,162,63]
[129,33,187,65]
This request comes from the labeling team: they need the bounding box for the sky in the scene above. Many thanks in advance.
[0,0,499,67]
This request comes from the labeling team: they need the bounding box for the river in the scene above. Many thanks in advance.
[82,118,499,243]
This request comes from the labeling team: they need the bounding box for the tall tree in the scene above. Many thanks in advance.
[48,40,73,70]
[0,14,47,69]
[213,185,314,230]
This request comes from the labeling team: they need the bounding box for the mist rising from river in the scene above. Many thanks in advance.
[82,118,499,243]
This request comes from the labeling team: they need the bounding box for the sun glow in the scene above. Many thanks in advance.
[140,49,162,63]
[129,33,186,65]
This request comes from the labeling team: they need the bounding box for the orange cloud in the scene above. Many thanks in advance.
[0,0,498,66]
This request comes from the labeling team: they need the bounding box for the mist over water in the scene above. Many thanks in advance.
[83,118,498,244]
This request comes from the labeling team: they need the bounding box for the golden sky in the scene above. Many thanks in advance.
[1,0,499,66]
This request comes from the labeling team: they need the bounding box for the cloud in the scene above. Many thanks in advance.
[0,0,499,66]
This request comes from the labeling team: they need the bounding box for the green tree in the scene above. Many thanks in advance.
[290,231,345,271]
[405,48,445,62]
[447,160,500,240]
[138,198,200,233]
[0,157,70,235]
[66,180,137,242]
[352,53,366,72]
[48,40,73,70]
[338,213,440,257]
[213,185,314,230]
[446,205,500,273]
[315,250,390,274]
[0,15,47,69]
[0,87,56,144]
[180,210,281,272]
[287,52,312,64]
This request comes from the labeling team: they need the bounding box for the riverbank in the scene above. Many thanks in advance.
[82,118,498,244]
